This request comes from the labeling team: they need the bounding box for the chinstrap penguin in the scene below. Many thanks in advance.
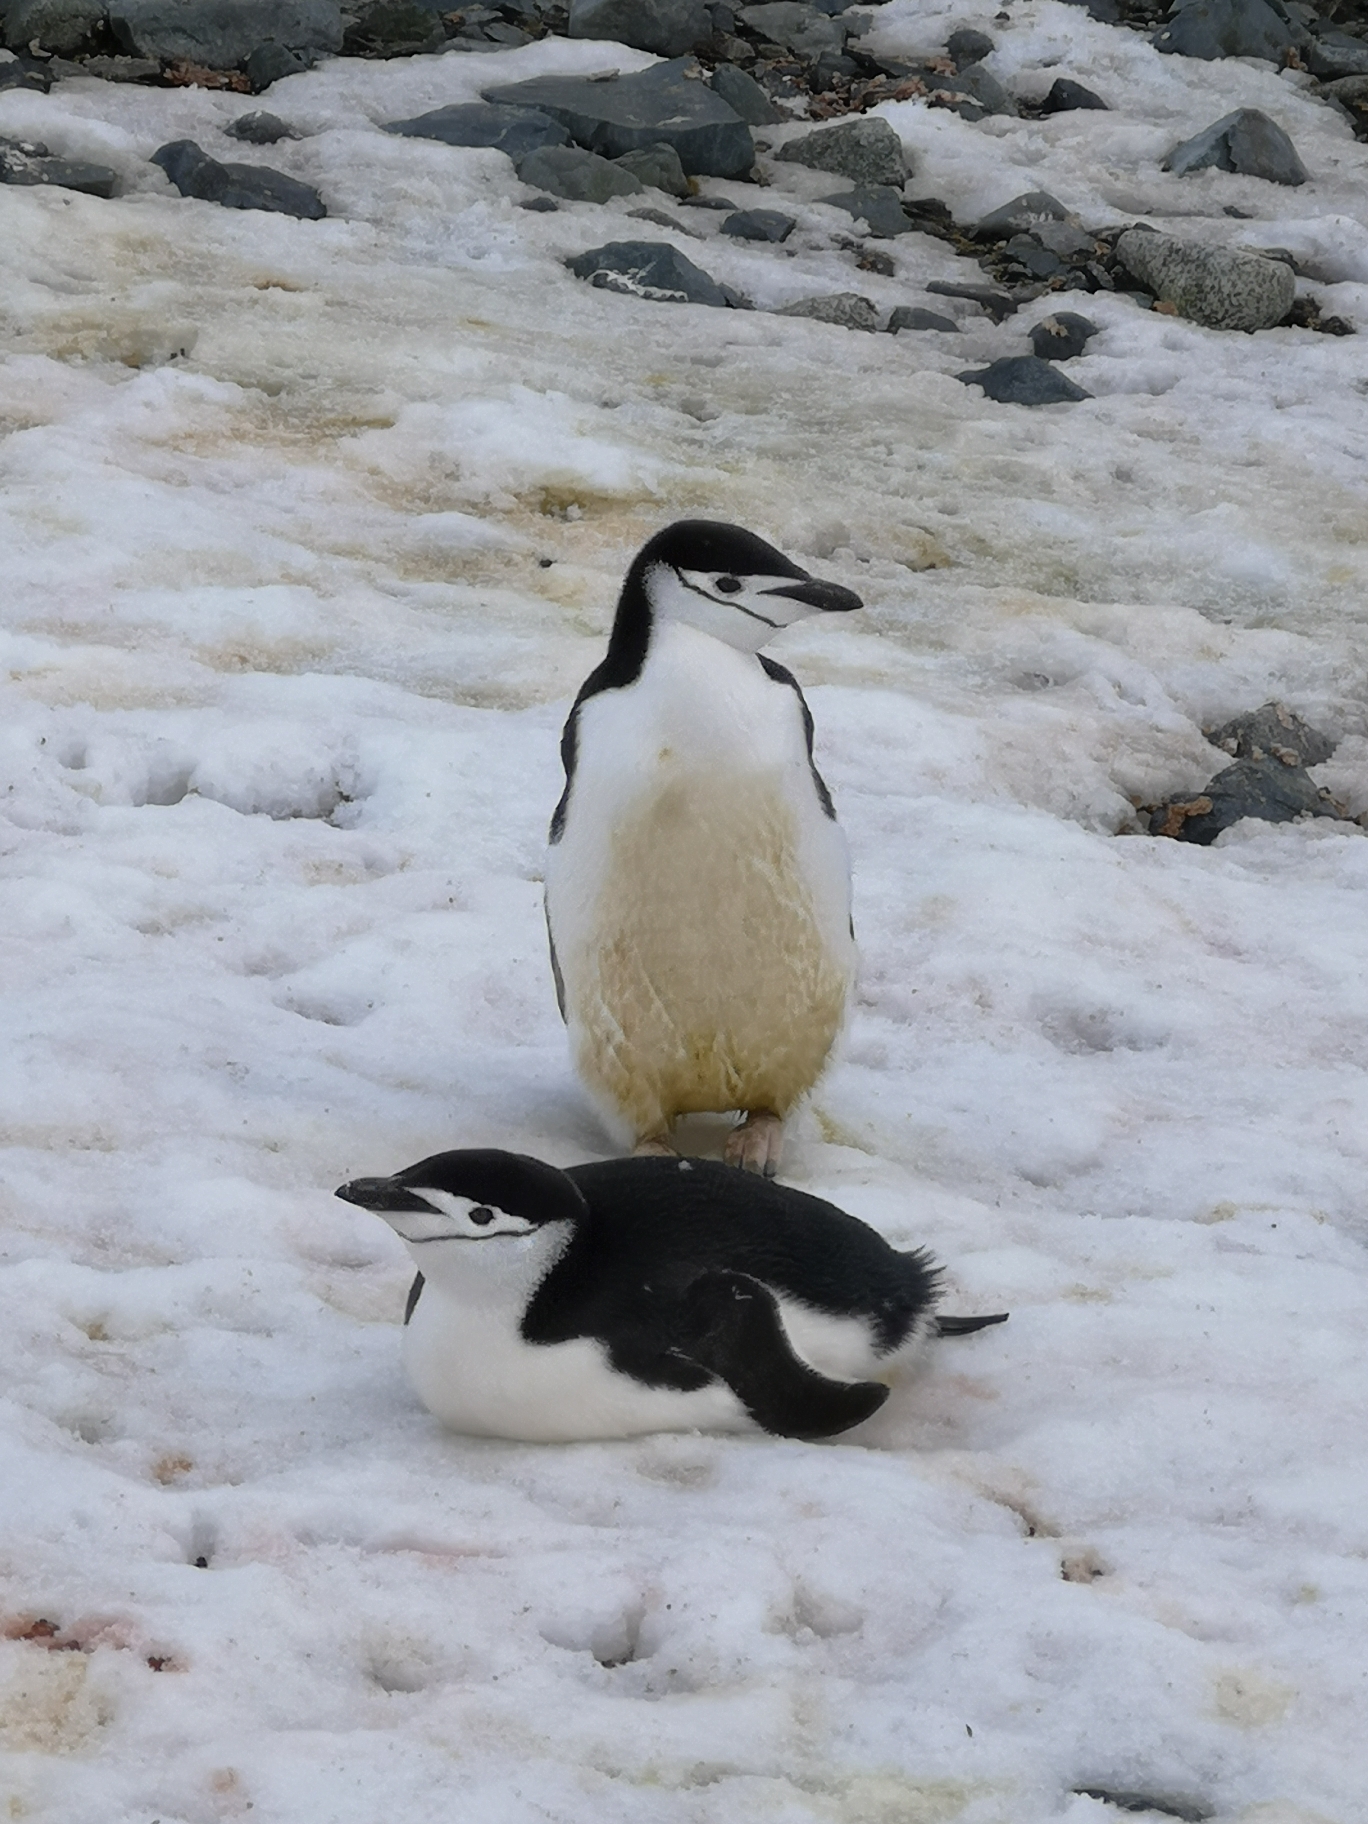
[544,519,864,1178]
[336,1148,1008,1444]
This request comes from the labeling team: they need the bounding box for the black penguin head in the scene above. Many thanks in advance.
[336,1149,587,1245]
[615,519,863,658]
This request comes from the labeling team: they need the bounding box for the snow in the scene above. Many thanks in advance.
[2,2,1368,1818]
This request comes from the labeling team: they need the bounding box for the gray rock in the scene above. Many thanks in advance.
[3,0,104,54]
[776,116,907,188]
[721,206,795,240]
[151,137,326,217]
[957,355,1091,404]
[926,279,1018,321]
[568,0,709,57]
[1206,701,1335,766]
[0,135,118,194]
[627,203,703,236]
[1115,229,1295,331]
[385,102,569,160]
[776,291,879,330]
[1040,77,1109,112]
[710,60,782,124]
[225,110,296,144]
[518,143,644,202]
[1153,0,1297,62]
[566,239,741,306]
[946,26,993,65]
[111,0,342,65]
[1032,220,1097,260]
[1003,234,1066,280]
[1149,755,1334,844]
[975,190,1073,240]
[614,139,690,197]
[888,305,958,332]
[485,59,755,179]
[739,2,844,58]
[681,193,738,208]
[1029,311,1098,359]
[244,41,317,90]
[951,60,1016,116]
[78,51,159,75]
[1306,31,1368,79]
[0,51,51,85]
[819,183,912,238]
[520,194,558,211]
[1164,108,1307,186]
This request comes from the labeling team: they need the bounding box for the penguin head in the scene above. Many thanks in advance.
[620,520,863,655]
[336,1149,587,1249]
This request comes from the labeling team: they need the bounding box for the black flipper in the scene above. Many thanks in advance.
[675,1270,889,1440]
[404,1271,424,1325]
[935,1311,1009,1337]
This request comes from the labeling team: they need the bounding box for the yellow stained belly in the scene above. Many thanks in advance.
[568,777,849,1137]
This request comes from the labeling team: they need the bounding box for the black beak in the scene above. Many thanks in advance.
[764,577,863,614]
[335,1177,432,1213]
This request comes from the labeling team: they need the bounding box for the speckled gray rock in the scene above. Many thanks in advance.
[225,110,296,144]
[385,102,569,160]
[1306,31,1368,79]
[518,144,644,202]
[3,0,105,54]
[568,0,709,57]
[1,135,118,195]
[776,116,907,187]
[776,291,878,330]
[1115,229,1295,330]
[486,60,754,178]
[975,190,1073,240]
[1153,0,1297,62]
[152,138,326,217]
[111,0,343,65]
[1029,311,1098,359]
[1206,701,1336,766]
[721,206,795,241]
[614,140,690,197]
[710,61,782,124]
[888,305,958,332]
[958,355,1091,404]
[567,239,743,306]
[1164,108,1307,186]
[740,2,844,58]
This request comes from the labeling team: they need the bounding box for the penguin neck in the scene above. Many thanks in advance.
[405,1221,572,1312]
[604,564,774,685]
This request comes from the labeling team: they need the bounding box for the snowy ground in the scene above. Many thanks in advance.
[3,4,1368,1820]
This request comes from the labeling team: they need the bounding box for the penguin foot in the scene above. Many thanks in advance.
[724,1111,783,1178]
[634,1131,678,1158]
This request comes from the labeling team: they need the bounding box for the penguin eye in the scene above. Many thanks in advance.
[468,1206,496,1227]
[716,575,742,594]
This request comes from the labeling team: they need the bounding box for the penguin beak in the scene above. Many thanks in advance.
[335,1177,433,1213]
[762,577,863,614]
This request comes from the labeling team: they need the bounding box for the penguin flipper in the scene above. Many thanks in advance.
[675,1270,889,1440]
[935,1311,1009,1337]
[404,1271,425,1325]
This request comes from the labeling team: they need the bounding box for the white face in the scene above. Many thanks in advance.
[646,562,827,652]
[382,1189,538,1245]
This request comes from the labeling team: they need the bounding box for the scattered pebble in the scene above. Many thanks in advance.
[887,305,959,331]
[775,290,879,329]
[566,238,746,306]
[958,354,1093,403]
[721,207,796,241]
[1029,311,1100,358]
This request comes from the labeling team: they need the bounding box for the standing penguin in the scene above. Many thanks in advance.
[544,520,862,1176]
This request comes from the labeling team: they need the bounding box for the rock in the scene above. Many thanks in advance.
[946,26,993,65]
[567,0,709,57]
[1149,755,1334,843]
[721,205,795,240]
[819,183,912,237]
[888,305,958,332]
[950,61,1016,116]
[681,193,738,208]
[1205,701,1335,766]
[520,194,558,211]
[614,139,690,197]
[225,110,296,143]
[1163,108,1307,186]
[151,138,326,217]
[975,190,1073,240]
[628,203,702,236]
[738,2,845,58]
[1003,235,1066,280]
[79,51,159,76]
[485,60,755,179]
[0,135,118,195]
[0,51,52,86]
[385,102,569,160]
[1029,311,1099,359]
[957,355,1091,404]
[1306,31,1368,79]
[776,291,879,330]
[1059,0,1119,17]
[518,144,644,202]
[3,0,104,54]
[775,116,907,188]
[244,41,314,90]
[1033,220,1097,260]
[710,61,782,124]
[926,279,1018,322]
[344,1,444,55]
[1153,0,1297,63]
[566,239,743,305]
[110,0,342,66]
[1039,77,1109,112]
[1115,229,1295,331]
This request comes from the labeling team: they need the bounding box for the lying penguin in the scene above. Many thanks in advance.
[544,519,863,1177]
[336,1148,1007,1443]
